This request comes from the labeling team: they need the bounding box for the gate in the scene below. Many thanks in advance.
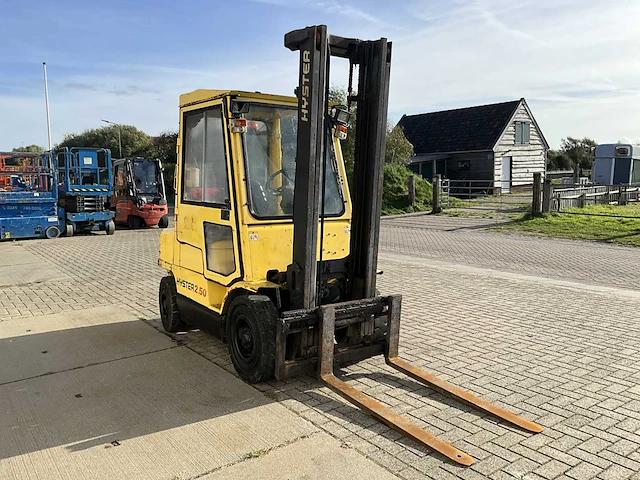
[443,179,532,212]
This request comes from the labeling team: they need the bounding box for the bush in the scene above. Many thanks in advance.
[381,163,432,215]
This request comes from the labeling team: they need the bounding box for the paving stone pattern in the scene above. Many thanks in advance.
[3,217,640,479]
[381,215,640,291]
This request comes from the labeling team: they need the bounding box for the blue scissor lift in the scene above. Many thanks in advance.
[54,147,115,236]
[0,152,62,240]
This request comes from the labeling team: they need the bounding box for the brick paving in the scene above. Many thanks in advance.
[2,215,640,479]
[381,214,640,291]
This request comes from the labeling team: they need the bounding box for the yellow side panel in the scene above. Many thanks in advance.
[179,243,204,274]
[158,228,175,268]
[243,220,350,282]
[170,265,230,313]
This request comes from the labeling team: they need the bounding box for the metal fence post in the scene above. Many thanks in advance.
[532,172,542,215]
[620,185,627,205]
[432,174,442,214]
[542,178,552,213]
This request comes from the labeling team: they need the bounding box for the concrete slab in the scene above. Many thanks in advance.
[0,346,317,480]
[0,243,67,286]
[203,433,399,480]
[0,305,175,384]
[0,243,44,266]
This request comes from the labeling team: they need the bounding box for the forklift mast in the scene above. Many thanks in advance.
[285,25,391,310]
[280,26,542,465]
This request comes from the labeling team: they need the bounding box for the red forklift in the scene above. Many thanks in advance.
[111,157,169,228]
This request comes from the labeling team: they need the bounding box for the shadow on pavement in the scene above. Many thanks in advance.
[0,320,305,461]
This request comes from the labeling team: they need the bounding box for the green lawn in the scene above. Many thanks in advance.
[497,203,640,246]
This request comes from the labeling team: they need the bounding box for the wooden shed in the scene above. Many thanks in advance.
[398,98,548,192]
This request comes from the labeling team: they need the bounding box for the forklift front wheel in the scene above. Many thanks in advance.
[158,215,169,229]
[65,223,74,237]
[128,216,142,229]
[227,295,277,384]
[45,226,60,239]
[106,220,116,235]
[159,276,186,333]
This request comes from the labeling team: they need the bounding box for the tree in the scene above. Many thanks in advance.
[547,149,572,170]
[12,144,45,153]
[151,131,178,197]
[559,137,597,169]
[58,124,154,158]
[329,84,425,213]
[151,131,178,165]
[385,125,414,164]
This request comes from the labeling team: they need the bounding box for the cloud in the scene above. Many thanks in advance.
[108,85,161,96]
[249,0,399,28]
[0,54,299,149]
[64,82,97,91]
[388,0,640,146]
[3,0,640,149]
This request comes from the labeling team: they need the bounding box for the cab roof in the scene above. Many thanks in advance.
[179,89,296,108]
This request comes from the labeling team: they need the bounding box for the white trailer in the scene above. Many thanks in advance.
[592,144,640,185]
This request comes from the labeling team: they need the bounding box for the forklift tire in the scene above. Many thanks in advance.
[45,226,60,239]
[227,295,277,384]
[159,276,186,333]
[65,223,74,237]
[158,215,169,229]
[106,220,116,235]
[128,215,142,229]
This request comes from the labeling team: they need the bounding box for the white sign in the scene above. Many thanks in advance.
[48,217,58,222]
[83,156,93,165]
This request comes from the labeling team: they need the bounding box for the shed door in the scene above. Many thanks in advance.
[501,156,512,193]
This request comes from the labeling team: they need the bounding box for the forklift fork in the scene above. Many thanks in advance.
[317,295,542,466]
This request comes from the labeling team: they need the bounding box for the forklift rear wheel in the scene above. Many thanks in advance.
[106,220,116,235]
[159,276,186,333]
[45,226,60,239]
[227,295,277,384]
[65,223,74,237]
[158,215,169,229]
[128,216,142,229]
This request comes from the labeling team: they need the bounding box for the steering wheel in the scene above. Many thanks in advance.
[264,169,292,196]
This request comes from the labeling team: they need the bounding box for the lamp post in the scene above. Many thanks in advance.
[101,119,122,158]
[42,62,52,151]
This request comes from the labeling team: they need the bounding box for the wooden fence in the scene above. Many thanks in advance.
[544,182,640,212]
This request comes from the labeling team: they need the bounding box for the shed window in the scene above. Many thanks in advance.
[515,122,531,145]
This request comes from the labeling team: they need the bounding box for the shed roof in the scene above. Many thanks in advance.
[398,99,522,154]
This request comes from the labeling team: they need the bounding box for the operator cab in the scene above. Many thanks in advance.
[112,157,169,228]
[159,89,352,326]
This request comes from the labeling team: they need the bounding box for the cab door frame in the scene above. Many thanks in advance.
[176,97,243,289]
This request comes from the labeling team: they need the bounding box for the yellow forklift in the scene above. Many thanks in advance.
[158,25,542,465]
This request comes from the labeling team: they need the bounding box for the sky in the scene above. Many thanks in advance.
[1,0,640,150]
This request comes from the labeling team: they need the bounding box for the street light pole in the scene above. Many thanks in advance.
[101,119,122,157]
[43,62,52,150]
